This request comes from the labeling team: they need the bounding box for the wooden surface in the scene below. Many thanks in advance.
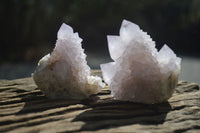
[0,70,200,133]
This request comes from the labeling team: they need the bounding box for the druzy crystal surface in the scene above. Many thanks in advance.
[33,23,105,100]
[100,20,181,104]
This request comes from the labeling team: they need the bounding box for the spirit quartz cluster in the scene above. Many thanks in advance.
[33,23,105,100]
[100,20,181,104]
[33,20,181,104]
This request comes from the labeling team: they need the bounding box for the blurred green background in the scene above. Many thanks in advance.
[0,0,200,83]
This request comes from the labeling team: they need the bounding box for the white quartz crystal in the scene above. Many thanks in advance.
[100,20,181,104]
[33,23,105,100]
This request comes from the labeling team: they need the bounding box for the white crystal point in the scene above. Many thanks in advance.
[107,36,122,60]
[120,20,140,42]
[33,23,105,100]
[100,19,181,104]
[100,62,116,86]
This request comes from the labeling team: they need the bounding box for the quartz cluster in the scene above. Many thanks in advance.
[33,23,105,100]
[100,20,181,104]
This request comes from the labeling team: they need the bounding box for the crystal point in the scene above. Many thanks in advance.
[33,23,105,100]
[100,20,181,104]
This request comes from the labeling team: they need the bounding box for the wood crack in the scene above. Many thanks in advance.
[0,74,199,133]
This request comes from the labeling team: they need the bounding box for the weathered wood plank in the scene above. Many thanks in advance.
[0,70,199,133]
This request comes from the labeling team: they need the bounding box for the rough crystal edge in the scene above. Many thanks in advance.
[100,19,182,104]
[33,23,105,100]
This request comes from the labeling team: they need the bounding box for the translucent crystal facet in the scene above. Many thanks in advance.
[33,23,105,100]
[100,20,181,104]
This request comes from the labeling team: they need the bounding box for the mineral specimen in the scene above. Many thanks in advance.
[33,23,105,100]
[100,20,181,104]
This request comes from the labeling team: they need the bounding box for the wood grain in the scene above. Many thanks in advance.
[0,70,199,133]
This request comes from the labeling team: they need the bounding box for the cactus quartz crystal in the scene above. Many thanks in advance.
[100,20,181,104]
[33,23,105,100]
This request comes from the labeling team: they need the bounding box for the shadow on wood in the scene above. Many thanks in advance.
[0,77,199,132]
[72,101,171,132]
[16,89,84,115]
